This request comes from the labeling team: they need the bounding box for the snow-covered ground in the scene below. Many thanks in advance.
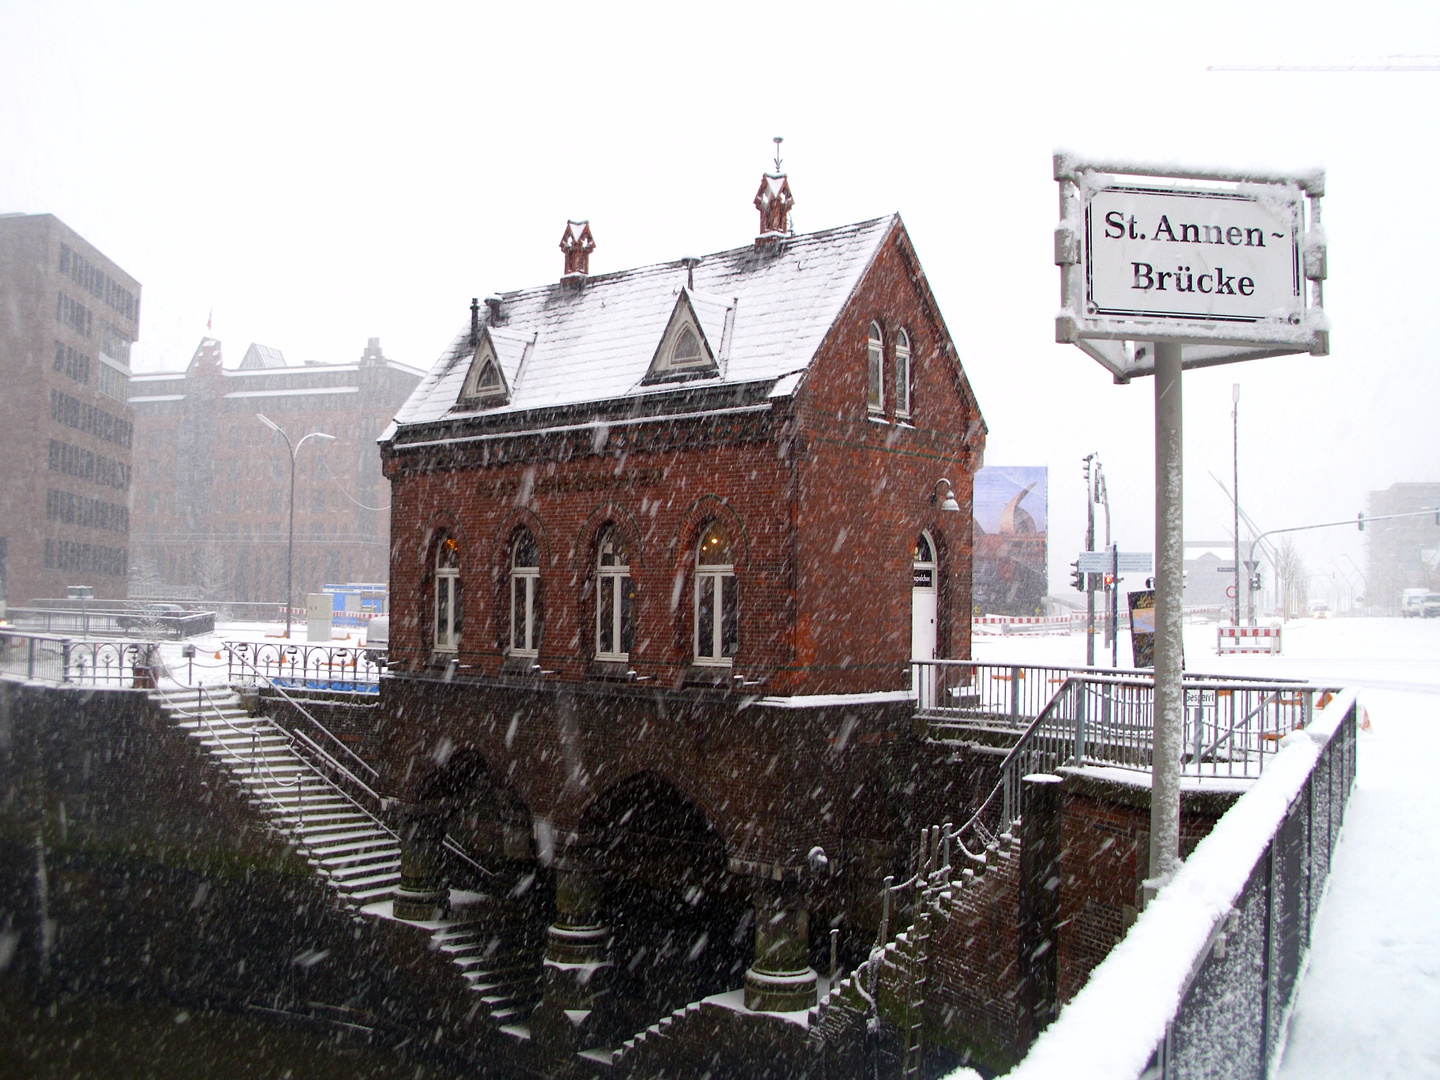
[977,616,1440,1079]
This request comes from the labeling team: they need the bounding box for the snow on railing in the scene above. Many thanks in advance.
[225,639,383,693]
[0,628,163,687]
[992,691,1357,1080]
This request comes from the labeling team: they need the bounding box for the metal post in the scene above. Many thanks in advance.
[285,448,296,639]
[1110,544,1120,667]
[1084,457,1096,665]
[1233,383,1242,628]
[1150,341,1184,886]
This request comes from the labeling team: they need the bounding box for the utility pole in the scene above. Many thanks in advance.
[1083,454,1096,666]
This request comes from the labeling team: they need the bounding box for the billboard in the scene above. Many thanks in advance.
[973,466,1048,617]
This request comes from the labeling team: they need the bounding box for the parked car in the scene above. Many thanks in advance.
[1401,588,1429,617]
[1423,594,1440,619]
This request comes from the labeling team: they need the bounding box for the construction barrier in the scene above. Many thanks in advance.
[1218,625,1282,655]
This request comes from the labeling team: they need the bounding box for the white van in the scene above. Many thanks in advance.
[363,615,389,663]
[1402,588,1429,617]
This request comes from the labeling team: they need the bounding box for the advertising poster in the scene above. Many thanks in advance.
[1128,590,1156,667]
[973,466,1048,617]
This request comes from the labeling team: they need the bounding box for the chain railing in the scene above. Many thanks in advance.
[225,640,382,693]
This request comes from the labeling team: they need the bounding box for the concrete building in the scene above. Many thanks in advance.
[373,170,988,1058]
[1366,481,1440,612]
[127,337,423,604]
[0,213,141,606]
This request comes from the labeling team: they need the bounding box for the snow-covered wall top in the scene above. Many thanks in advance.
[392,215,896,427]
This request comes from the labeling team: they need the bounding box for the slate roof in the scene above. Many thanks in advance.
[393,215,898,429]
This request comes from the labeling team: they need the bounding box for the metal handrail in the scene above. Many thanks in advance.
[222,647,493,881]
[225,645,379,782]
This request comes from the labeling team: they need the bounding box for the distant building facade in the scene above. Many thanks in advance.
[0,213,141,605]
[1367,482,1440,612]
[127,338,423,604]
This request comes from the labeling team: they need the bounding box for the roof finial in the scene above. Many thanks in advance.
[772,136,784,176]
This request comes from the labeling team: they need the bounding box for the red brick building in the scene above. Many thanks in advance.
[382,191,986,697]
[372,176,989,1056]
[127,337,423,604]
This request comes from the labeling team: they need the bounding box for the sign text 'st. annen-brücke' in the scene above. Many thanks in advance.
[1085,185,1302,324]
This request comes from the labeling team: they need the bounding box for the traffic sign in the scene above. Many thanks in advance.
[1078,550,1152,573]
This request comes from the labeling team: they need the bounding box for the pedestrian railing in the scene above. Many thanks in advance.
[8,605,215,640]
[0,629,163,687]
[224,640,382,693]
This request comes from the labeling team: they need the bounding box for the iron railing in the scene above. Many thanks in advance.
[225,640,383,693]
[8,606,215,640]
[0,629,163,687]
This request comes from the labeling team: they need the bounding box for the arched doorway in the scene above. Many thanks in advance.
[912,531,938,703]
[581,772,749,1034]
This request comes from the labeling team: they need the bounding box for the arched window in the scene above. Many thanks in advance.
[595,525,634,661]
[894,329,911,419]
[509,529,540,657]
[867,322,884,414]
[694,521,737,665]
[434,536,462,653]
[671,326,703,367]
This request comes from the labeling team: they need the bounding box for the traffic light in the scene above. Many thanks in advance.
[1357,513,1365,531]
[1250,571,1263,591]
[1070,560,1084,591]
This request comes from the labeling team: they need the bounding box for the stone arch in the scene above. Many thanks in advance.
[578,769,751,1030]
[415,748,536,870]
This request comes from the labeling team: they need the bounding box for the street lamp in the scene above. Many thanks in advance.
[257,413,335,638]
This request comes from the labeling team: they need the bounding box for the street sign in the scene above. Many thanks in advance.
[1078,550,1152,573]
[1054,155,1327,381]
[1217,565,1236,573]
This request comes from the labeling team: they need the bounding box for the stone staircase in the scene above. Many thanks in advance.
[150,686,545,1037]
[154,686,402,909]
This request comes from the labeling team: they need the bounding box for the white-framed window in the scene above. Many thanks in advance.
[867,322,884,414]
[894,329,911,419]
[434,536,461,653]
[509,529,540,657]
[595,526,634,661]
[694,521,737,665]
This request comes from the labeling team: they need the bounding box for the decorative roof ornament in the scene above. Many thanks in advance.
[560,220,596,282]
[754,137,794,246]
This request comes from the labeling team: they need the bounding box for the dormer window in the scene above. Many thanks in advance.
[644,289,727,383]
[671,327,703,367]
[457,325,531,409]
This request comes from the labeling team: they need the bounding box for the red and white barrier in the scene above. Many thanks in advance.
[1217,625,1282,655]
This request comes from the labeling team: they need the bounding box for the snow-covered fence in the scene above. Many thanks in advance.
[0,629,163,687]
[224,640,383,693]
[8,604,215,640]
[998,691,1358,1080]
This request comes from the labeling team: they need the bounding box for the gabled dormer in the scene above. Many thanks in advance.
[643,287,732,384]
[457,326,531,409]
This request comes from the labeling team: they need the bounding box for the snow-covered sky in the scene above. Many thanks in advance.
[4,0,1437,592]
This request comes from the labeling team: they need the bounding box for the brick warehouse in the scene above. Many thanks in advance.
[127,336,423,603]
[374,169,991,1065]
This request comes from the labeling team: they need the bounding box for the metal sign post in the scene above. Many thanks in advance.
[1054,154,1328,889]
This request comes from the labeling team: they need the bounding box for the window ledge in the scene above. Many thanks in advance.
[685,664,739,688]
[867,414,889,425]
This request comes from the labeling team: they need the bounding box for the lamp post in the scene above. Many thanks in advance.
[257,414,335,638]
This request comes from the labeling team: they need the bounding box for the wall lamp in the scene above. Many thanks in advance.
[932,478,961,513]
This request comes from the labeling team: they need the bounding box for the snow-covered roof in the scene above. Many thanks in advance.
[239,343,287,370]
[393,215,897,429]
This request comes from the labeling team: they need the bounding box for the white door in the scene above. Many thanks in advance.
[912,533,937,704]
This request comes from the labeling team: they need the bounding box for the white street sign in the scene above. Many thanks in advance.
[1077,550,1152,573]
[1054,155,1328,380]
[1087,186,1301,325]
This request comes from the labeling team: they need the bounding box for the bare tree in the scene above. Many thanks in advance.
[1275,536,1309,620]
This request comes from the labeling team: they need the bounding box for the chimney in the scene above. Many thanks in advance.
[560,220,596,285]
[470,297,480,346]
[485,295,504,324]
[754,136,794,246]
